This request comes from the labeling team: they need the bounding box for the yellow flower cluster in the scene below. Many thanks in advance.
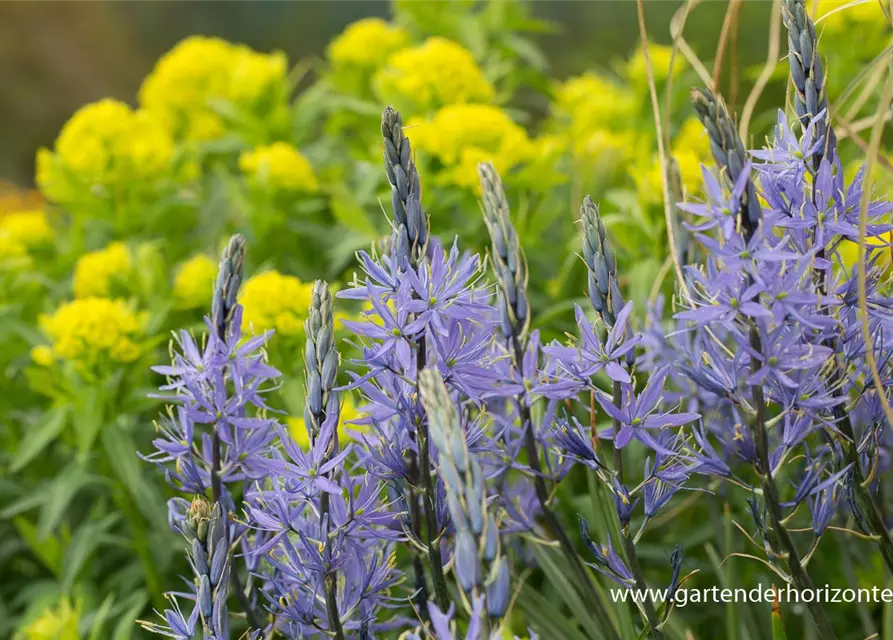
[239,271,315,336]
[626,43,686,84]
[637,117,712,203]
[373,37,494,113]
[552,73,637,161]
[327,18,409,69]
[173,254,217,309]
[38,298,146,363]
[139,36,288,141]
[19,598,80,640]
[287,394,365,449]
[239,142,319,192]
[36,99,178,204]
[73,242,132,298]
[409,104,535,191]
[0,232,29,270]
[0,211,52,247]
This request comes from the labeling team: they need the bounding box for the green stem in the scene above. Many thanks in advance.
[748,326,836,640]
[620,532,665,640]
[612,381,624,484]
[611,379,662,639]
[211,432,264,632]
[416,335,450,610]
[511,337,620,640]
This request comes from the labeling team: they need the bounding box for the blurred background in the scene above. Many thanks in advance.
[0,1,773,185]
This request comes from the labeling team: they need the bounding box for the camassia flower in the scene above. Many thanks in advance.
[536,302,640,399]
[595,367,700,451]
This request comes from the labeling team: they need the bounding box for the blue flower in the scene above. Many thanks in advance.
[595,366,700,452]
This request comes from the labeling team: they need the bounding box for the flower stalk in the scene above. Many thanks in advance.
[209,234,263,633]
[693,87,836,640]
[304,280,345,640]
[781,0,893,574]
[480,163,619,639]
[382,106,449,611]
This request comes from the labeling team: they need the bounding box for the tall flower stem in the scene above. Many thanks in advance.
[381,106,449,611]
[748,327,835,640]
[479,162,618,638]
[610,380,662,639]
[416,335,451,611]
[781,0,893,574]
[305,281,346,640]
[620,533,664,639]
[692,87,836,639]
[611,381,624,484]
[510,338,619,640]
[209,234,263,633]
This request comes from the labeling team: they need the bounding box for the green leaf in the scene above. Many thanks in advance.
[86,593,117,640]
[517,583,590,640]
[72,384,104,457]
[329,184,378,238]
[62,514,120,591]
[12,516,62,575]
[10,405,69,472]
[1,490,45,519]
[111,593,149,640]
[102,426,167,525]
[36,461,93,540]
[531,545,604,639]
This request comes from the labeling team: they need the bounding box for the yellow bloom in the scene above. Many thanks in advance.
[551,73,637,159]
[838,232,893,270]
[0,210,52,247]
[0,232,28,270]
[36,99,177,203]
[670,117,711,196]
[328,18,409,69]
[554,73,636,123]
[286,416,311,449]
[575,128,636,164]
[39,297,145,363]
[19,598,80,640]
[626,42,686,83]
[73,242,133,298]
[173,254,217,309]
[286,395,366,450]
[409,104,534,191]
[30,345,56,367]
[240,271,314,336]
[674,117,710,158]
[373,37,494,113]
[239,142,319,192]
[139,36,288,141]
[813,0,887,31]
